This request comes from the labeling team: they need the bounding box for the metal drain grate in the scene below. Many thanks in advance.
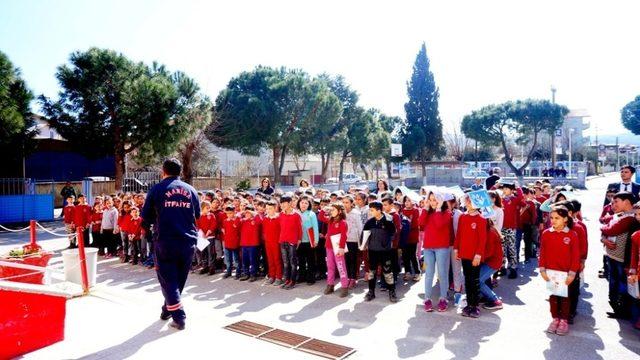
[297,339,355,360]
[224,320,355,359]
[258,328,310,347]
[224,320,274,337]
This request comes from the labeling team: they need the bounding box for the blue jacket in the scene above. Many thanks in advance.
[141,176,200,249]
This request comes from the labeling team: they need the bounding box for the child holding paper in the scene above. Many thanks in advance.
[539,206,580,336]
[320,203,349,298]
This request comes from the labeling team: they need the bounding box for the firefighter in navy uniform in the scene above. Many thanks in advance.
[141,158,200,330]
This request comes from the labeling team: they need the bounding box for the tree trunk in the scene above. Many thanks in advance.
[321,153,331,182]
[338,150,348,190]
[278,145,287,184]
[114,146,125,192]
[272,146,281,185]
[386,157,392,180]
[360,163,370,180]
[420,155,427,185]
[181,142,195,184]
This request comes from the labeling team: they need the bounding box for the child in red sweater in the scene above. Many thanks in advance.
[279,196,302,289]
[63,195,76,248]
[118,200,133,263]
[127,207,144,265]
[499,182,524,279]
[479,220,504,310]
[401,196,421,282]
[74,194,92,248]
[539,206,580,336]
[240,206,261,282]
[321,202,349,297]
[222,205,242,279]
[454,195,487,318]
[196,201,218,275]
[629,203,640,330]
[90,203,103,255]
[262,200,283,285]
[421,191,453,312]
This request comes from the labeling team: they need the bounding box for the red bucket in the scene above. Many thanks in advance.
[0,252,53,284]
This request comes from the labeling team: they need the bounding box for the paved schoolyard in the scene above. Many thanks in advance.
[2,173,639,359]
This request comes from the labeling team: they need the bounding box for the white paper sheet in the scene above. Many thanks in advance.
[628,279,640,299]
[197,231,209,251]
[359,230,371,251]
[545,269,569,297]
[330,233,348,255]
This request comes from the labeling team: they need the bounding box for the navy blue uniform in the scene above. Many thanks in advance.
[141,176,200,324]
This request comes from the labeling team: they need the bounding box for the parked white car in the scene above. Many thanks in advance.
[325,173,362,184]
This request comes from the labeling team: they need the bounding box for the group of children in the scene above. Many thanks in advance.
[62,192,152,267]
[61,175,627,336]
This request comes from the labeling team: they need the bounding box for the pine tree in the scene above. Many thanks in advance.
[402,43,444,178]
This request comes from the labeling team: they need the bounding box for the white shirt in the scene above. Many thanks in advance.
[345,208,364,243]
[620,182,632,193]
[489,206,504,232]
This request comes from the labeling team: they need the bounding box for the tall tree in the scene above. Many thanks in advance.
[312,74,357,181]
[0,51,36,177]
[40,48,198,189]
[174,95,213,184]
[622,95,640,134]
[461,99,569,178]
[336,107,378,188]
[401,43,444,179]
[210,66,342,184]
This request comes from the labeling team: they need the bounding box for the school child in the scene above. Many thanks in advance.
[63,195,76,248]
[211,198,226,271]
[91,203,103,254]
[599,189,617,279]
[600,192,636,320]
[127,207,144,265]
[239,206,261,282]
[72,194,92,247]
[262,200,283,285]
[421,191,453,312]
[519,188,538,262]
[255,200,269,277]
[454,195,488,318]
[298,196,319,285]
[401,196,422,282]
[629,203,640,330]
[320,203,349,297]
[363,201,398,303]
[479,219,504,310]
[118,200,133,263]
[222,205,242,279]
[342,195,362,288]
[196,200,218,275]
[279,196,302,289]
[101,197,119,258]
[447,195,465,305]
[314,197,330,281]
[381,197,403,286]
[539,206,580,335]
[498,182,524,279]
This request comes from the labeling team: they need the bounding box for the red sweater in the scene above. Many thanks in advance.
[262,215,281,246]
[484,226,503,270]
[422,210,453,249]
[502,188,524,229]
[599,204,614,224]
[118,212,132,233]
[538,227,580,274]
[279,211,302,244]
[91,211,102,232]
[73,204,92,227]
[63,205,75,224]
[519,199,537,227]
[197,213,218,237]
[454,213,487,260]
[240,216,262,247]
[213,210,226,237]
[325,219,348,250]
[128,217,143,240]
[630,231,640,275]
[573,220,588,261]
[222,216,241,249]
[390,211,402,249]
[401,207,420,244]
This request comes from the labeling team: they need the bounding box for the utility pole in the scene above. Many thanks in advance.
[616,136,620,171]
[550,86,557,168]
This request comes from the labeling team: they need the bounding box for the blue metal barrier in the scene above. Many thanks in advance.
[0,195,54,223]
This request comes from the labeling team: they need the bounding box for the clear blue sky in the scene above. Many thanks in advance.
[2,0,640,136]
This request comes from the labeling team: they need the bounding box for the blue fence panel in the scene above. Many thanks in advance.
[0,195,54,223]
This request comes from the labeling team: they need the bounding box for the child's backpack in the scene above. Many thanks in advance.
[399,214,411,247]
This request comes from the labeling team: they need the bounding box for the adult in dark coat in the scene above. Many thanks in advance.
[257,178,274,195]
[604,165,640,205]
[485,167,501,190]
